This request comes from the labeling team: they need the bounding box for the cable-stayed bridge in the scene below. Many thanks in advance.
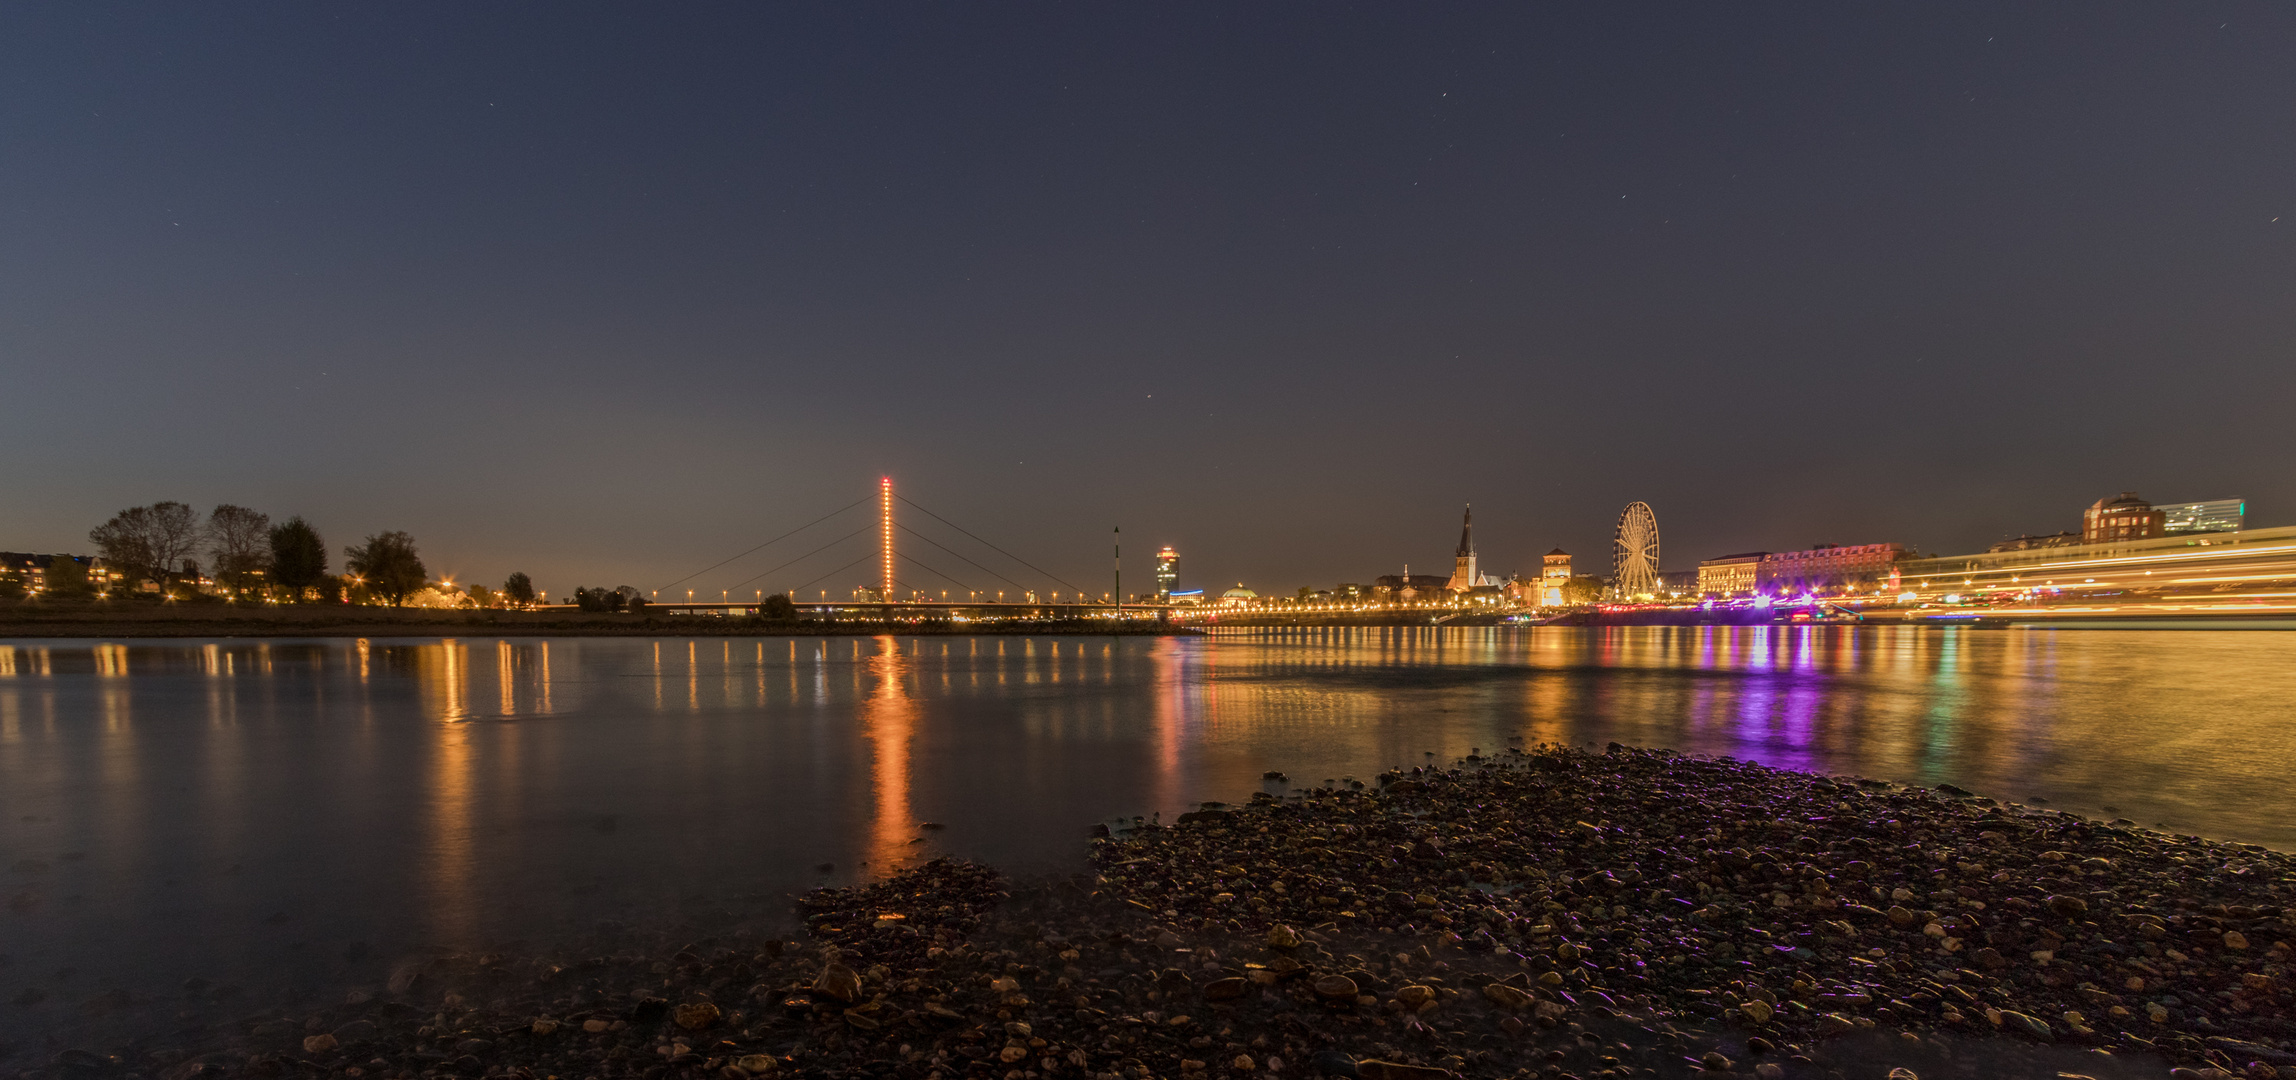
[643,478,1145,621]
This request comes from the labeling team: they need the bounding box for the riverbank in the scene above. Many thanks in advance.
[20,750,2291,1080]
[1088,748,2296,1077]
[0,604,1191,638]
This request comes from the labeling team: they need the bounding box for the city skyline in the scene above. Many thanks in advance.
[3,5,2291,594]
[8,479,2262,610]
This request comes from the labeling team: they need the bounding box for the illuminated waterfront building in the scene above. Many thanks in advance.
[2083,492,2166,544]
[2159,498,2245,535]
[1695,552,1767,597]
[1219,584,1258,606]
[1445,505,1499,591]
[1756,543,1909,595]
[0,553,118,594]
[1896,523,2296,612]
[1537,549,1572,607]
[1154,546,1178,600]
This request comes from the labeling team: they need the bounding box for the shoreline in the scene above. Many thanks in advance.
[0,608,1194,639]
[16,749,2290,1080]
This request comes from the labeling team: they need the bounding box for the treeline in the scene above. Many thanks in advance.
[0,501,539,609]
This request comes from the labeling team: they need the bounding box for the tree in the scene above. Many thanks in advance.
[761,593,798,620]
[1562,576,1608,605]
[464,585,494,609]
[205,505,271,595]
[90,502,202,590]
[45,556,93,598]
[268,517,329,599]
[502,572,536,608]
[573,586,624,613]
[344,531,428,606]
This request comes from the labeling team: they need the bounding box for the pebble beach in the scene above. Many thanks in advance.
[14,746,2295,1080]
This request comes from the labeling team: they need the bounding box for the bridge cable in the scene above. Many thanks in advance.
[896,522,1030,593]
[791,555,872,598]
[896,551,974,593]
[654,497,866,594]
[896,495,1087,595]
[722,528,868,595]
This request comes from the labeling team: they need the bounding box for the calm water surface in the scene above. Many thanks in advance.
[1,626,2292,1044]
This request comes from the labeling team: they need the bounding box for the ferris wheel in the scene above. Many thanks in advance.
[1612,501,1660,598]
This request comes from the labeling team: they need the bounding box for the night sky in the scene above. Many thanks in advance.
[5,4,2291,599]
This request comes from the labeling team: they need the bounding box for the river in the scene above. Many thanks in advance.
[1,626,2291,1049]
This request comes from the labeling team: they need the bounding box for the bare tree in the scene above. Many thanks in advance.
[90,502,202,590]
[206,505,272,595]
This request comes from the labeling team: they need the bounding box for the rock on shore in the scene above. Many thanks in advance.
[12,746,2294,1080]
[1089,745,2296,1078]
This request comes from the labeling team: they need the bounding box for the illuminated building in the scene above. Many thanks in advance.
[1537,549,1571,607]
[1219,584,1258,606]
[1757,543,1909,595]
[0,553,116,594]
[1897,522,2296,612]
[1444,505,1499,591]
[2159,498,2245,535]
[1155,546,1178,600]
[1696,552,1767,597]
[2083,492,2165,544]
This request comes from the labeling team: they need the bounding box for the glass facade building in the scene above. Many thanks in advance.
[2159,498,2245,535]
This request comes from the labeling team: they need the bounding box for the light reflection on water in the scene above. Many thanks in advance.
[0,627,2292,1042]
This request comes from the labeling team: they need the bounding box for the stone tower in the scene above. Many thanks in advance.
[1446,505,1479,592]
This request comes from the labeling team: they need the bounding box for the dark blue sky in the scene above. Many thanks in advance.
[5,3,2291,598]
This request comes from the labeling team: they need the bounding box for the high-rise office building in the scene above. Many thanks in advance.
[2159,498,2245,535]
[1155,546,1178,600]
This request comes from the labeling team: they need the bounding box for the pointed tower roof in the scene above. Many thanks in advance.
[1456,504,1474,557]
[1545,547,1570,557]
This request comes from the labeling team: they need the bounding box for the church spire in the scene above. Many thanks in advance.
[1448,504,1481,593]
